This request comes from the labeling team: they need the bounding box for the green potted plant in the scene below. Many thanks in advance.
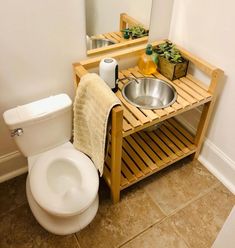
[153,41,188,80]
[122,25,149,39]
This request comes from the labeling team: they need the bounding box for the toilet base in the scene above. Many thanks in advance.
[26,176,99,235]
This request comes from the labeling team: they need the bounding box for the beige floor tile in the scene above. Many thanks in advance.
[0,173,27,216]
[142,158,219,214]
[169,184,235,248]
[0,204,79,248]
[76,182,165,248]
[121,219,189,248]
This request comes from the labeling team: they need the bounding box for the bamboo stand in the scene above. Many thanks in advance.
[74,41,223,203]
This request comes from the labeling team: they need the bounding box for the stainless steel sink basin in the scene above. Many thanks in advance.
[122,77,177,109]
[87,38,116,50]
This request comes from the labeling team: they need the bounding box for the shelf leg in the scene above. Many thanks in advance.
[192,102,213,159]
[110,106,123,203]
[120,13,127,31]
[192,69,223,159]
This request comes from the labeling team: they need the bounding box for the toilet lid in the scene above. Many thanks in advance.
[29,145,99,217]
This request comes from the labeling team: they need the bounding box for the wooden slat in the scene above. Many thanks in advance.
[103,33,119,43]
[122,149,144,178]
[186,74,208,91]
[140,108,159,121]
[116,91,150,124]
[155,129,184,157]
[121,160,136,182]
[114,31,123,38]
[171,102,183,110]
[128,68,145,78]
[123,139,151,174]
[138,132,171,163]
[173,84,198,104]
[132,133,164,166]
[180,77,211,98]
[174,79,205,101]
[175,96,190,108]
[164,121,195,150]
[125,135,158,170]
[168,118,194,143]
[164,106,176,114]
[154,109,168,117]
[109,32,122,42]
[121,69,133,78]
[122,107,141,128]
[147,131,178,160]
[160,125,190,154]
[122,119,132,132]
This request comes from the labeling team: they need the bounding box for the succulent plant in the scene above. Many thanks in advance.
[122,25,149,39]
[154,41,185,63]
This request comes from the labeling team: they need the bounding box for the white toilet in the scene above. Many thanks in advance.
[3,94,99,235]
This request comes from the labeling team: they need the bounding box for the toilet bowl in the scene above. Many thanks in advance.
[3,94,99,235]
[27,142,99,235]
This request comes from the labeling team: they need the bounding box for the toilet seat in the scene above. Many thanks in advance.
[29,143,99,217]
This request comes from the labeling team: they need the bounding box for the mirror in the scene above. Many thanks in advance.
[85,0,152,56]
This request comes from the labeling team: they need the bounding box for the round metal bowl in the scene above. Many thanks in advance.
[122,77,177,109]
[87,38,116,50]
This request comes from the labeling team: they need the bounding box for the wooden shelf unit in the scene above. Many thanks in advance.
[74,41,223,203]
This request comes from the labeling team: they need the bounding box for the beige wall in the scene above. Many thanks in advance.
[170,0,235,192]
[149,0,174,41]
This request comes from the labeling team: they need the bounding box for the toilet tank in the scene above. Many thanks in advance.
[3,94,72,157]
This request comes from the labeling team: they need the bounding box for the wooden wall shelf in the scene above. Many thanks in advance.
[74,41,223,203]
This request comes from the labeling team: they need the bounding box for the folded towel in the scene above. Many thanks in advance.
[73,73,121,175]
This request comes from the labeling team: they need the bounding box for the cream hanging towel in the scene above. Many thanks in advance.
[73,73,121,175]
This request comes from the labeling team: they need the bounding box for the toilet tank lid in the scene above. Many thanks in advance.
[3,94,72,129]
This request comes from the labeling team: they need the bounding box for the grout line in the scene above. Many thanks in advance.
[74,234,82,248]
[0,201,28,218]
[144,177,221,218]
[118,214,190,248]
[143,188,169,216]
[117,222,161,248]
[170,222,192,248]
[164,181,221,218]
[168,182,222,248]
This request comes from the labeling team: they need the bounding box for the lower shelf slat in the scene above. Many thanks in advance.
[105,118,197,189]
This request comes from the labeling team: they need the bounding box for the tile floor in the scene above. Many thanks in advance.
[0,158,234,248]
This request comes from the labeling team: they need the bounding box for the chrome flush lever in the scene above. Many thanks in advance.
[11,128,23,137]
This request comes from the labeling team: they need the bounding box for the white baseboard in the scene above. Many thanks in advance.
[199,140,235,194]
[176,116,235,194]
[0,151,28,183]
